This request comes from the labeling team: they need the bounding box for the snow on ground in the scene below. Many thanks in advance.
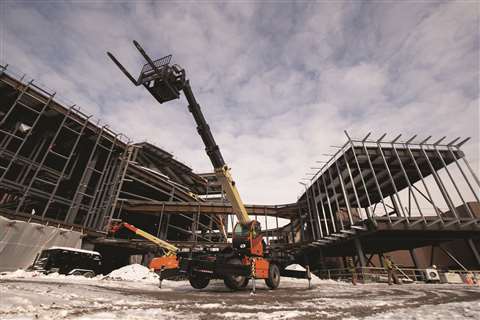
[0,269,104,282]
[1,267,480,319]
[105,264,159,283]
[353,300,480,320]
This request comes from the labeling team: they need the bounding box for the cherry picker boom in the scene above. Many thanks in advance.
[107,41,283,290]
[109,220,179,271]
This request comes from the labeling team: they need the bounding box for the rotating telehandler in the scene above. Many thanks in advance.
[107,41,285,290]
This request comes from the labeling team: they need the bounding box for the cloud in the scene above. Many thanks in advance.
[1,1,478,204]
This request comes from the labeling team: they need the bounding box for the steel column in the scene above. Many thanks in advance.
[419,143,459,223]
[314,179,330,235]
[345,132,373,217]
[466,239,480,267]
[433,145,475,219]
[321,175,336,233]
[327,168,345,230]
[361,140,391,223]
[391,138,425,223]
[354,238,366,267]
[446,146,480,203]
[375,140,408,221]
[302,183,318,240]
[404,141,444,222]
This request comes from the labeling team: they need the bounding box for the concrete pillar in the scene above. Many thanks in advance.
[466,239,480,267]
[430,245,436,266]
[410,248,424,281]
[317,248,326,270]
[299,214,305,242]
[378,254,384,267]
[409,249,420,269]
[354,238,367,267]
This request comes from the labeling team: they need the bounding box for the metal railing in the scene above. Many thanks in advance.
[316,267,480,284]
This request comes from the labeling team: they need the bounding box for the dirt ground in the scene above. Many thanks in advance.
[1,277,480,319]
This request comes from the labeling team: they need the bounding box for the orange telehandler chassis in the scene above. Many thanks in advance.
[159,220,276,290]
[111,220,279,290]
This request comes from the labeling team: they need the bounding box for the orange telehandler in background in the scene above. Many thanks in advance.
[109,220,179,272]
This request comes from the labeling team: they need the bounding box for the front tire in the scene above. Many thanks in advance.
[189,275,210,289]
[224,258,247,290]
[265,263,280,289]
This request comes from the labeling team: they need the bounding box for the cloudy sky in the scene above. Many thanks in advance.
[0,1,478,204]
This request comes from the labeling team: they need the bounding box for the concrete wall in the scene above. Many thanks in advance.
[0,215,83,271]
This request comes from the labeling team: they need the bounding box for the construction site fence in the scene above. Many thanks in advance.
[316,267,480,284]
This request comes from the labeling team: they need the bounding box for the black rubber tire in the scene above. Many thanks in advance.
[265,263,280,290]
[239,277,249,288]
[223,258,247,290]
[189,275,210,289]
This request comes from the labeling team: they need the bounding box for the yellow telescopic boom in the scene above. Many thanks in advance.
[121,222,178,256]
[215,166,250,225]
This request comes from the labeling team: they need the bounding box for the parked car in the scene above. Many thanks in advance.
[30,246,102,277]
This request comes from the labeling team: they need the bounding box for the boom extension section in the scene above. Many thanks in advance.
[111,221,178,255]
[107,42,251,227]
[182,84,251,226]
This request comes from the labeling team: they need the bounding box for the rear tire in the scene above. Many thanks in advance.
[224,258,247,290]
[265,263,280,289]
[189,275,210,289]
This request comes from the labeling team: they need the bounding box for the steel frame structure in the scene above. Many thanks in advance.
[2,62,478,272]
[112,200,298,250]
[0,64,223,242]
[295,131,479,270]
[0,64,132,231]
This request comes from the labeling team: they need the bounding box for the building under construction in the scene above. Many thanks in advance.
[295,132,480,275]
[0,63,479,277]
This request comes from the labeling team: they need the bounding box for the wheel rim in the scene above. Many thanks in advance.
[273,267,279,284]
[230,258,245,284]
[225,257,246,288]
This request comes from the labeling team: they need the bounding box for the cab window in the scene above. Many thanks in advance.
[234,223,249,236]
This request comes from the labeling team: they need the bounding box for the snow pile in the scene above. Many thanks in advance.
[283,264,348,286]
[285,264,306,271]
[0,269,103,282]
[106,264,159,283]
[0,269,41,279]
